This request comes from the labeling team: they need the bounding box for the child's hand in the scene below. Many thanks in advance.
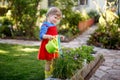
[49,35,56,40]
[59,35,65,41]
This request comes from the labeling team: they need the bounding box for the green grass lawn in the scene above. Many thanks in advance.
[0,43,45,80]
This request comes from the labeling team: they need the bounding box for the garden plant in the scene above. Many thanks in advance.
[52,45,95,79]
[88,1,120,50]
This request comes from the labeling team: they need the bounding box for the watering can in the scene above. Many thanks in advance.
[45,38,58,53]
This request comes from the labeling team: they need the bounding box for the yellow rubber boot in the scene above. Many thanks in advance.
[45,64,53,79]
[50,64,53,74]
[45,70,51,78]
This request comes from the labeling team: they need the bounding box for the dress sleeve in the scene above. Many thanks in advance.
[39,24,48,40]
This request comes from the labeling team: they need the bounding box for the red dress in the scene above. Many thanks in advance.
[38,26,59,61]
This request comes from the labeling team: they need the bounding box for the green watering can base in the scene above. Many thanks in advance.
[46,38,58,53]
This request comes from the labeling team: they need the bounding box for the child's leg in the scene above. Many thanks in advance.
[45,60,51,71]
[45,60,53,78]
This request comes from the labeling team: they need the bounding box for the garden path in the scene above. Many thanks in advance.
[0,25,120,80]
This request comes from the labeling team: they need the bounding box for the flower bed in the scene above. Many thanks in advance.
[46,45,105,80]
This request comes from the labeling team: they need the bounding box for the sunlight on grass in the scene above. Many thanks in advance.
[13,53,29,57]
[20,48,38,52]
[0,50,8,54]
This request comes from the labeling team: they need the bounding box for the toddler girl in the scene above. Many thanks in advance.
[37,7,62,79]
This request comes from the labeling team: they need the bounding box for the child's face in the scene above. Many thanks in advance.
[48,15,61,25]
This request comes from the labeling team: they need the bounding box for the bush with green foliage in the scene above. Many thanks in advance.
[0,17,13,37]
[40,9,47,16]
[88,13,120,50]
[58,12,82,37]
[6,0,41,40]
[87,10,100,22]
[52,45,95,79]
[33,26,40,40]
[0,7,8,16]
[0,25,11,37]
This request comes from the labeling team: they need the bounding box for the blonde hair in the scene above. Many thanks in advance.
[46,7,62,18]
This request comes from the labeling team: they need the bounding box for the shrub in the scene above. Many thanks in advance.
[10,0,41,39]
[1,17,13,25]
[88,7,120,50]
[0,7,8,16]
[40,9,47,16]
[87,10,100,22]
[58,12,82,38]
[33,26,40,40]
[0,17,13,37]
[87,10,98,18]
[0,25,12,37]
[88,17,120,50]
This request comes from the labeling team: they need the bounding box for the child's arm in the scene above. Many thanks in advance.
[40,24,54,40]
[40,23,57,40]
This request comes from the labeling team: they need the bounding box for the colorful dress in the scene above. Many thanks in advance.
[38,21,59,61]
